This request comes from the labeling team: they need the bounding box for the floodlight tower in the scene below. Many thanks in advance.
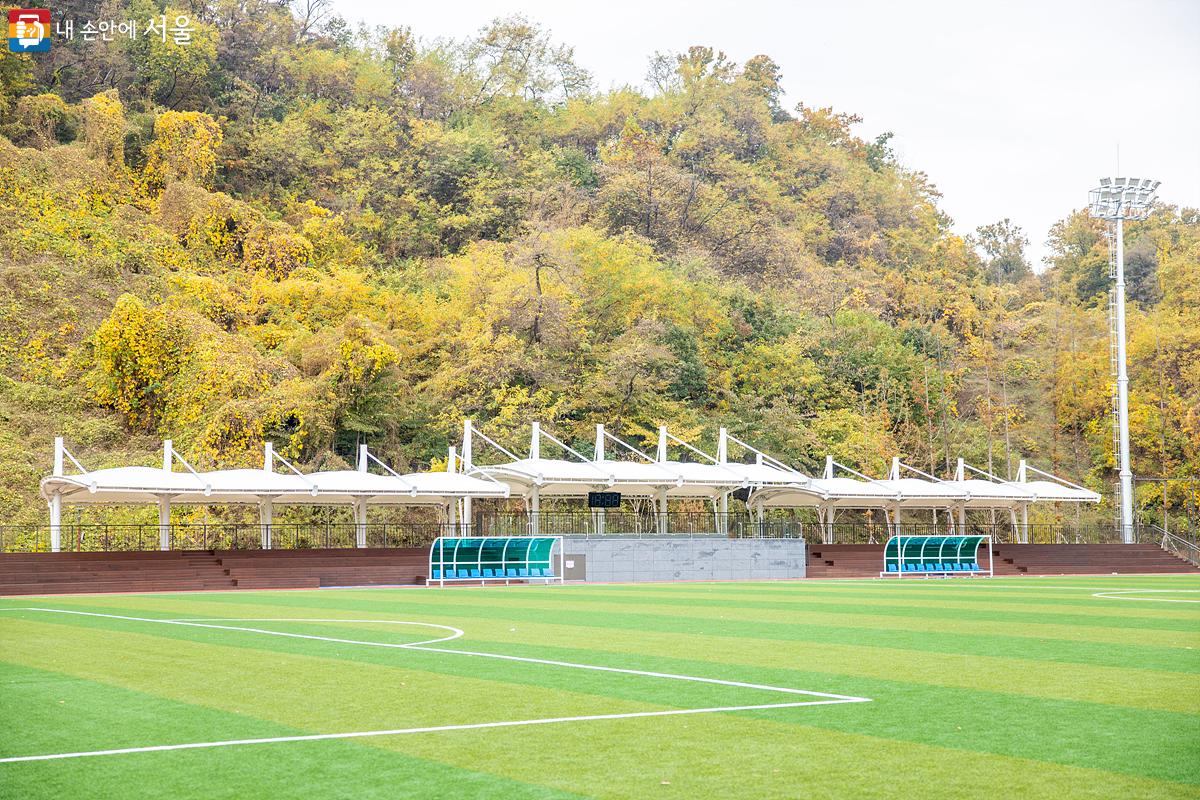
[1088,177,1159,544]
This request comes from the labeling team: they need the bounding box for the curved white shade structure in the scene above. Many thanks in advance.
[1009,479,1101,504]
[748,476,1095,512]
[469,457,806,499]
[41,466,508,506]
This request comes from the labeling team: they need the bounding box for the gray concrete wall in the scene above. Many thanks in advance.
[562,536,805,582]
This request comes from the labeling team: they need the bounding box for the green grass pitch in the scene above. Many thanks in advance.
[1,575,1198,799]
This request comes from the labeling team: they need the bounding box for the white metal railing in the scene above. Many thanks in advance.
[1152,526,1200,567]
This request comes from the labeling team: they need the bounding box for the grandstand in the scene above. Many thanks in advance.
[0,421,1195,594]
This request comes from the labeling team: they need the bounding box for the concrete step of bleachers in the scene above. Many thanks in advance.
[0,548,430,595]
[804,543,1199,578]
[993,544,1197,575]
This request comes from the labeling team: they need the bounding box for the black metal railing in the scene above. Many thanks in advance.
[484,514,1125,544]
[0,518,1130,552]
[0,523,457,553]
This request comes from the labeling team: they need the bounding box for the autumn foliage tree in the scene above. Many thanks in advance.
[0,12,1196,530]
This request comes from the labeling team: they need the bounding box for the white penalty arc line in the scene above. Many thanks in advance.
[0,608,870,763]
[7,609,465,648]
[1091,590,1200,604]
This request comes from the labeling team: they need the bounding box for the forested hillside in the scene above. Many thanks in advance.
[0,4,1196,527]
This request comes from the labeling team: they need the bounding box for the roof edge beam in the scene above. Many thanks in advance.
[724,432,804,476]
[163,439,211,494]
[358,447,417,493]
[463,420,523,463]
[264,442,318,496]
[601,429,656,463]
[663,428,718,464]
[1019,459,1095,493]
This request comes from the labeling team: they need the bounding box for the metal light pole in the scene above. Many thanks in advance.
[1088,177,1159,544]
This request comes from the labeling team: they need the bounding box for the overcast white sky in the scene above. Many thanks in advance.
[335,0,1199,268]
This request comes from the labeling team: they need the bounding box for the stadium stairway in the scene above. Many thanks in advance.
[990,543,1198,575]
[0,548,430,595]
[805,542,1199,578]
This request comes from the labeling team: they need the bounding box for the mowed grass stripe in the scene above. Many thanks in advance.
[3,611,1197,787]
[4,600,1197,714]
[386,711,1198,800]
[521,584,1200,623]
[0,664,584,800]
[547,580,1200,615]
[111,581,1200,632]
[11,678,1189,800]
[8,594,1196,710]
[444,582,1200,623]
[449,635,1200,785]
[16,591,1198,656]
[75,591,1197,674]
[0,618,832,729]
[329,587,1200,643]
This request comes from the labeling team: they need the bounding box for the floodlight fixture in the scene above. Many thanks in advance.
[1089,176,1158,221]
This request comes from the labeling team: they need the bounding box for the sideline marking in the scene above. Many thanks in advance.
[723,580,1200,592]
[0,608,870,763]
[0,699,860,764]
[1091,590,1200,604]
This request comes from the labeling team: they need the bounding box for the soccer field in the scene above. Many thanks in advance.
[2,576,1198,799]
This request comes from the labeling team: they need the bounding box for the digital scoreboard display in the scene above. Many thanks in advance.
[587,491,621,509]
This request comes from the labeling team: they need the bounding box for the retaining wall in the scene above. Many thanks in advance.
[562,536,806,582]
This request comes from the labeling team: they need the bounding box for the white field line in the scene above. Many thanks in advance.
[0,608,870,763]
[746,580,1200,592]
[5,608,465,648]
[403,644,864,700]
[0,699,860,764]
[1091,590,1200,604]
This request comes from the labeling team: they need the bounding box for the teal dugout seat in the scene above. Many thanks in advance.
[881,535,990,578]
[430,536,562,585]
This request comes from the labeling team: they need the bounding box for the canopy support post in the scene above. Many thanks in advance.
[1021,504,1029,544]
[530,487,540,536]
[259,498,273,550]
[158,496,171,551]
[462,420,473,536]
[656,488,668,535]
[49,436,64,552]
[48,492,61,553]
[353,498,367,548]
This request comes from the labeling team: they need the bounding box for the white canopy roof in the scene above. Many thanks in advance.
[1012,479,1101,503]
[459,423,1102,509]
[41,466,508,506]
[751,477,894,510]
[750,474,1098,511]
[753,476,1041,510]
[470,457,806,499]
[951,478,1037,508]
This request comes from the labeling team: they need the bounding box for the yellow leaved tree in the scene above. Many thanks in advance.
[142,111,223,196]
[87,294,182,429]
